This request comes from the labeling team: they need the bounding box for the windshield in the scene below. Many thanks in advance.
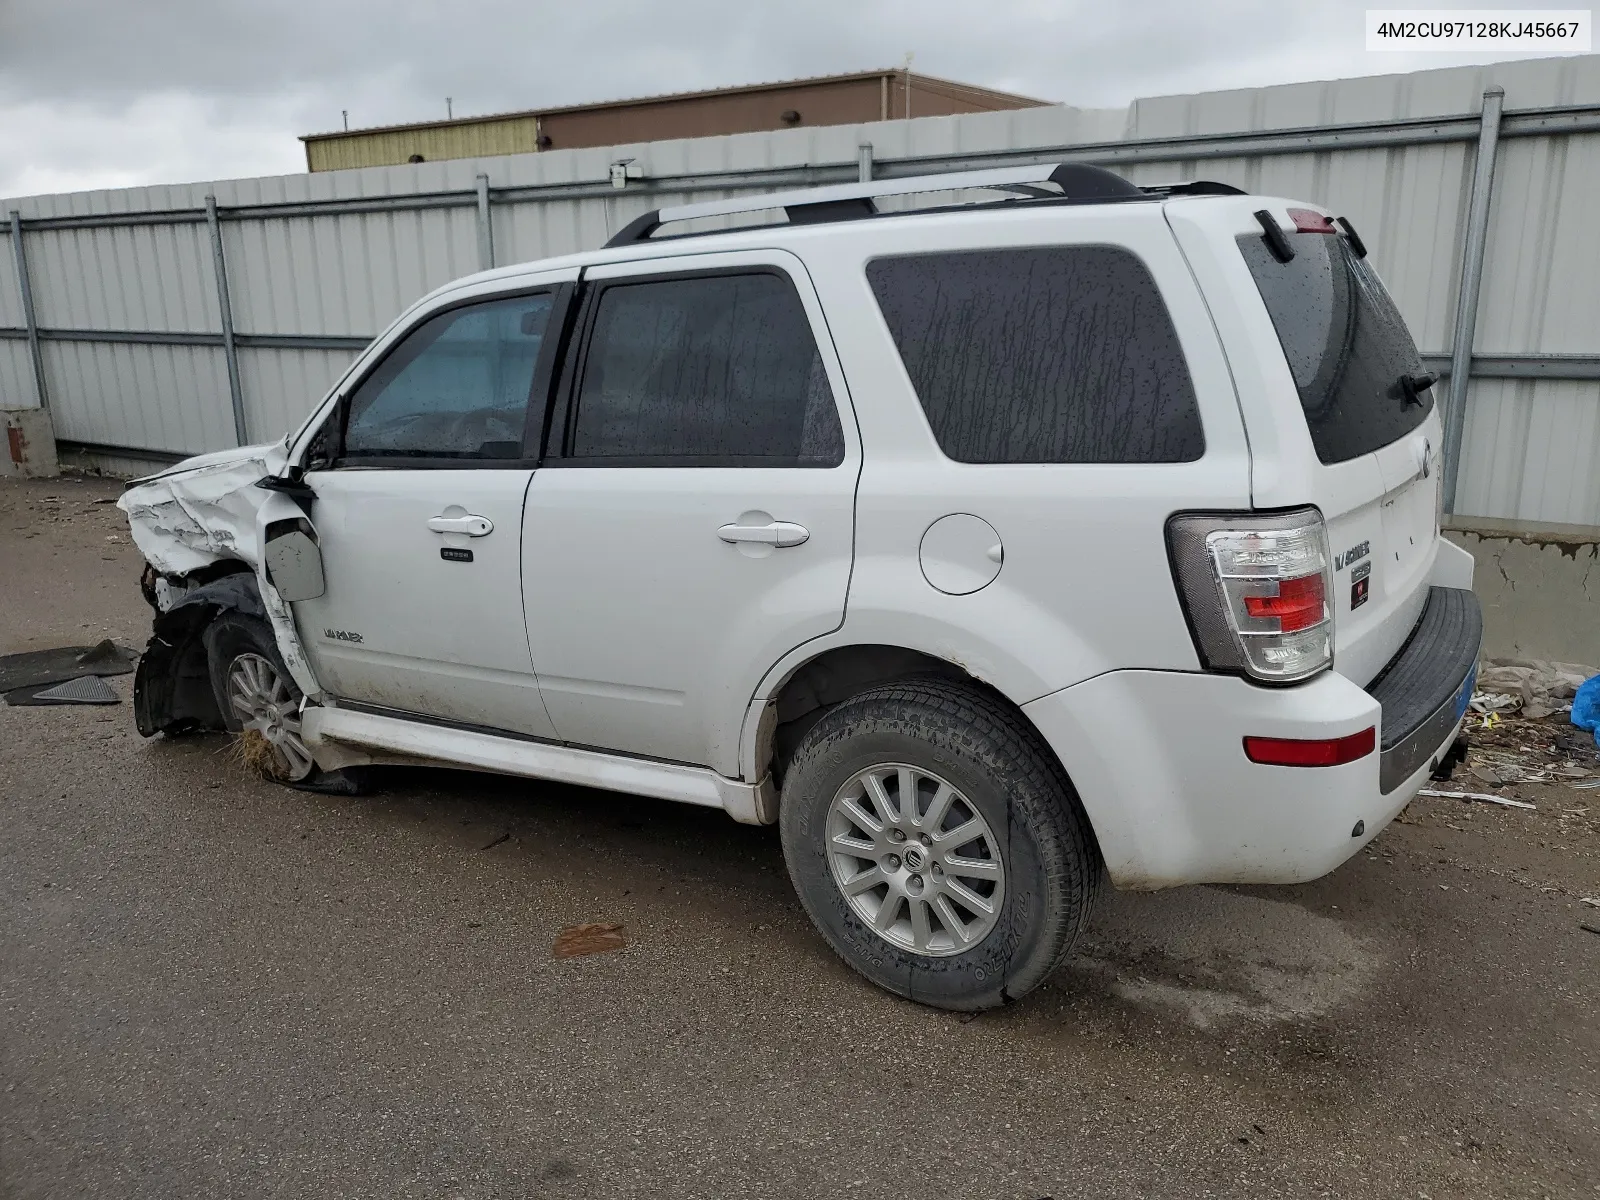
[1237,229,1430,464]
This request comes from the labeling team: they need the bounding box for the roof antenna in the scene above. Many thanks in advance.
[341,109,348,131]
[446,96,453,120]
[903,52,914,120]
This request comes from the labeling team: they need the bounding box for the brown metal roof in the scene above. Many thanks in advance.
[300,69,1049,142]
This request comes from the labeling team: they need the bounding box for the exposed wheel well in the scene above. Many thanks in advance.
[140,556,254,610]
[763,645,1105,871]
[765,645,1006,782]
[133,567,266,737]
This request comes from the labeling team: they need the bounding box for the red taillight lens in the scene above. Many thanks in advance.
[1288,207,1337,233]
[1167,509,1335,683]
[1242,573,1326,633]
[1244,727,1376,767]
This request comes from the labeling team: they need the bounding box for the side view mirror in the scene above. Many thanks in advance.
[263,518,326,602]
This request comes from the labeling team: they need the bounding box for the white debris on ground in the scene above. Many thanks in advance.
[1474,658,1598,720]
[1433,673,1600,814]
[1417,788,1538,810]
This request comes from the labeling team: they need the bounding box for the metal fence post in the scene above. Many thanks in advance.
[204,195,248,445]
[9,211,49,412]
[1442,85,1505,515]
[476,174,495,270]
[858,143,874,184]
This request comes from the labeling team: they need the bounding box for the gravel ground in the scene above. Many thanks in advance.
[2,473,1596,1199]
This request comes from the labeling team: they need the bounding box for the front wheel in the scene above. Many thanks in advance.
[780,678,1100,1011]
[204,614,319,784]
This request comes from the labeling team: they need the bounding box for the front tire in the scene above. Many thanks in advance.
[780,678,1100,1011]
[203,613,320,784]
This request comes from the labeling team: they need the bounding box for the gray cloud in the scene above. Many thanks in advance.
[0,0,1575,199]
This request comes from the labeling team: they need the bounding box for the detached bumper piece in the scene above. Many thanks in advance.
[1367,586,1482,793]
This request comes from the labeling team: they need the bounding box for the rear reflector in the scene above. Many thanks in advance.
[1244,727,1376,767]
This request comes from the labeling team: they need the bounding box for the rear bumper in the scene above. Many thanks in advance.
[1024,587,1482,890]
[1368,587,1481,792]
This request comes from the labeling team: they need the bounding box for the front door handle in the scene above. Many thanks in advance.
[718,520,809,548]
[427,513,493,537]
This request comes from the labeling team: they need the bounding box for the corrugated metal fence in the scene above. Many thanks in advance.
[4,55,1600,530]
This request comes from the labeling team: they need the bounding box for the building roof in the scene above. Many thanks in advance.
[299,69,1050,143]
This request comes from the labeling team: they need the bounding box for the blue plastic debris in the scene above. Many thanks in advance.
[1572,674,1600,749]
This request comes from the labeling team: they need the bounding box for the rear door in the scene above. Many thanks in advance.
[521,250,860,773]
[1177,202,1441,685]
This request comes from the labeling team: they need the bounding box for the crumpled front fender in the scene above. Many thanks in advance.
[118,439,324,716]
[117,442,286,575]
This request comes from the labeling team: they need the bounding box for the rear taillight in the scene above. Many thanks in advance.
[1167,508,1334,683]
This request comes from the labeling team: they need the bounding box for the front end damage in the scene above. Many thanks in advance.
[117,441,320,736]
[118,442,287,576]
[132,571,263,735]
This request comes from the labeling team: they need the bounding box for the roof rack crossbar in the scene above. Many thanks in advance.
[603,162,1151,247]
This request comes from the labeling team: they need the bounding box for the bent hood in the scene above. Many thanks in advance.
[117,441,289,575]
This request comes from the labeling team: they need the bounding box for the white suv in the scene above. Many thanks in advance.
[120,163,1481,1010]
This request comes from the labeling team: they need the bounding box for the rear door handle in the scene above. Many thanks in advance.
[427,513,493,537]
[718,520,810,548]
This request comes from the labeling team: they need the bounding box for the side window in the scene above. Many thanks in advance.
[565,272,844,466]
[866,247,1204,464]
[342,292,554,461]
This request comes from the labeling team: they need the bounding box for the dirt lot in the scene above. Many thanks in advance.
[2,473,1597,1199]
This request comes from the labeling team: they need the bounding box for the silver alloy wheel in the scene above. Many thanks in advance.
[826,763,1006,956]
[226,652,315,782]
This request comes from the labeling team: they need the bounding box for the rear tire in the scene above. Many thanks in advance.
[780,677,1100,1011]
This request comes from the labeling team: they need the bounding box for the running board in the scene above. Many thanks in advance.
[300,705,777,825]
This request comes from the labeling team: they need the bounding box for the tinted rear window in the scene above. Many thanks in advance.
[1237,230,1430,464]
[866,247,1204,464]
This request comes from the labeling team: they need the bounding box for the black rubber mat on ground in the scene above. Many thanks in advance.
[4,675,121,706]
[0,640,138,692]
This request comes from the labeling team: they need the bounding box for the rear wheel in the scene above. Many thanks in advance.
[204,614,318,784]
[780,677,1100,1010]
[825,762,1007,956]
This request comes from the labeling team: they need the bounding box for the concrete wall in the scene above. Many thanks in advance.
[1,407,59,478]
[1446,522,1600,666]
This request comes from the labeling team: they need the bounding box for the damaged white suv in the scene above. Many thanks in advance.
[121,163,1480,1010]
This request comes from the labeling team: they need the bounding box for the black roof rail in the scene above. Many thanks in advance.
[1140,179,1247,197]
[601,162,1237,248]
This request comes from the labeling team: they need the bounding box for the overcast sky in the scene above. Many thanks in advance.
[0,0,1585,200]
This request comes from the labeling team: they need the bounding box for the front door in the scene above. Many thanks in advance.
[522,251,861,771]
[292,276,574,737]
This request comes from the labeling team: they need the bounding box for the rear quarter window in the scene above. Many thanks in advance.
[865,246,1204,464]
